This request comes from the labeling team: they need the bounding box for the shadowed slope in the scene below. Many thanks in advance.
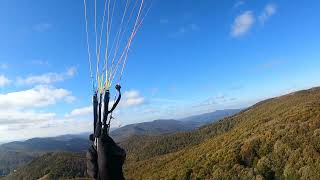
[4,152,86,180]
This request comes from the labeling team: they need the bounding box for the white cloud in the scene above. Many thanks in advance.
[0,89,144,141]
[0,85,74,109]
[17,67,77,85]
[0,110,56,125]
[123,90,140,99]
[0,112,91,141]
[33,23,53,32]
[259,3,277,24]
[65,106,92,118]
[0,88,145,141]
[231,11,255,37]
[65,96,76,103]
[65,90,145,118]
[0,75,11,87]
[17,73,64,85]
[121,90,145,107]
[234,1,245,8]
[66,67,77,77]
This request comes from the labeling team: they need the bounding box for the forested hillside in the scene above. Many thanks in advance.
[0,137,90,177]
[0,109,239,177]
[3,87,320,179]
[111,109,241,141]
[4,152,87,180]
[125,87,320,179]
[111,119,200,141]
[119,115,243,162]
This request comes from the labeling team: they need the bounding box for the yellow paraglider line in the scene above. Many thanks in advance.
[84,0,151,93]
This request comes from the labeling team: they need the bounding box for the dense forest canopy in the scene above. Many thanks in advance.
[124,87,320,179]
[3,87,320,179]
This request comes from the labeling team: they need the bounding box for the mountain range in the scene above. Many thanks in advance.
[123,87,320,179]
[4,87,320,179]
[0,109,239,177]
[110,109,240,141]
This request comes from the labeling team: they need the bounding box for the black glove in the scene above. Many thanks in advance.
[87,145,98,179]
[86,134,126,180]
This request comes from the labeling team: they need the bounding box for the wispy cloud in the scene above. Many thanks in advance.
[17,73,65,85]
[234,1,245,8]
[33,23,53,32]
[0,75,11,87]
[120,90,145,107]
[17,67,77,85]
[259,3,277,25]
[0,110,56,125]
[65,106,92,118]
[0,112,91,141]
[192,93,239,110]
[169,23,199,38]
[65,90,145,118]
[0,85,75,109]
[0,63,8,69]
[32,60,49,66]
[66,67,77,77]
[231,3,277,38]
[231,11,255,37]
[229,85,244,91]
[260,60,285,69]
[151,98,185,104]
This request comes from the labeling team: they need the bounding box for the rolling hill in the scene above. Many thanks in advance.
[111,109,241,141]
[0,109,238,177]
[0,137,90,177]
[124,87,320,179]
[4,87,320,179]
[111,119,200,142]
[3,152,87,180]
[179,109,241,123]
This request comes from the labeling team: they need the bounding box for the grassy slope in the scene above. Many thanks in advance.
[125,87,320,179]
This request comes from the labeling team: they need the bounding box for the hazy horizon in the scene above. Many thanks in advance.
[1,0,320,141]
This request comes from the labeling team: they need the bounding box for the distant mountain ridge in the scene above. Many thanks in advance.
[123,87,320,179]
[0,137,90,177]
[179,109,241,122]
[110,119,197,141]
[4,87,320,179]
[111,109,241,141]
[1,137,90,152]
[0,109,240,177]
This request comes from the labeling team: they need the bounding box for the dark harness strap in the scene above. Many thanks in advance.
[108,84,121,114]
[93,93,98,135]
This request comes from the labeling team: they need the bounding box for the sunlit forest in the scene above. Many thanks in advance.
[1,0,320,179]
[3,87,320,179]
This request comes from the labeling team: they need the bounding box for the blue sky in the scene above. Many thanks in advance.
[0,0,320,141]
